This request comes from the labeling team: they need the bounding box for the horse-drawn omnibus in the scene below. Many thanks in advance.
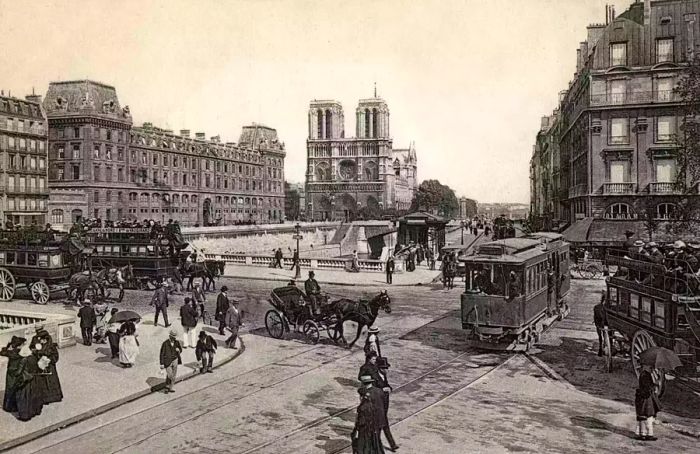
[83,228,180,289]
[603,250,700,396]
[0,230,82,304]
[460,232,571,351]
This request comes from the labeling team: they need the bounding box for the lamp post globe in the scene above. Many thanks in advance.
[294,222,301,279]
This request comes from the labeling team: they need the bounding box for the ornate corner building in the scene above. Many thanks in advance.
[43,80,285,227]
[305,95,417,221]
[0,93,49,227]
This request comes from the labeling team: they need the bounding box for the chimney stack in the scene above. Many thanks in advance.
[644,0,651,25]
[180,129,190,138]
[195,132,206,140]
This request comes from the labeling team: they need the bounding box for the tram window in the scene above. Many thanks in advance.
[6,252,15,265]
[608,287,618,310]
[630,294,640,319]
[51,255,61,267]
[0,252,4,265]
[27,253,37,266]
[38,254,48,267]
[138,246,147,255]
[654,301,665,329]
[619,290,630,315]
[130,246,138,255]
[17,253,26,265]
[641,297,652,324]
[147,245,155,256]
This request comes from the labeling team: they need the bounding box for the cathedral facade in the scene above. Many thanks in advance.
[305,95,417,221]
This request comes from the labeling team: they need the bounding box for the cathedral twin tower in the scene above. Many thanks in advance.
[305,93,417,221]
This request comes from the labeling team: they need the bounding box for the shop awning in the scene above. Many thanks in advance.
[562,217,594,244]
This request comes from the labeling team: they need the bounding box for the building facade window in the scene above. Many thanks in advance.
[50,209,64,224]
[654,158,676,183]
[610,42,627,66]
[656,38,674,63]
[656,116,675,142]
[609,118,629,144]
[656,203,676,219]
[605,203,635,219]
[610,79,626,104]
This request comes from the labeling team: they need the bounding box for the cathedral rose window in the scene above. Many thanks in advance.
[338,160,356,180]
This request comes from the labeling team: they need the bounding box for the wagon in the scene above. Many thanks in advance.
[0,243,75,304]
[602,250,700,396]
[264,285,342,344]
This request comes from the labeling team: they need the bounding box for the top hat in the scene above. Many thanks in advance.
[221,286,228,292]
[368,326,380,334]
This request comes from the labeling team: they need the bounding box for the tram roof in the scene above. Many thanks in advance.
[462,237,547,264]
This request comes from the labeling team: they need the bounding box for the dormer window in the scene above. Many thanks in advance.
[610,42,627,66]
[659,16,672,25]
[656,38,674,63]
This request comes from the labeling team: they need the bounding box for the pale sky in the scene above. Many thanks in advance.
[0,0,634,203]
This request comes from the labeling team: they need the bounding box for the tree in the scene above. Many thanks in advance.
[675,54,700,186]
[284,182,300,220]
[410,179,460,218]
[634,198,660,241]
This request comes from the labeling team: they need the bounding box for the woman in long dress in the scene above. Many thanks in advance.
[1,336,26,412]
[635,364,661,441]
[118,321,139,367]
[351,390,385,454]
[14,341,45,421]
[30,329,63,404]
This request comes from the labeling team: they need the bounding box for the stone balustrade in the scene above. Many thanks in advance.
[203,253,402,273]
[0,309,77,348]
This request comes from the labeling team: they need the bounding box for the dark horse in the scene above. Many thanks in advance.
[327,291,391,348]
[204,260,225,287]
[67,271,104,303]
[95,264,134,302]
[181,261,215,291]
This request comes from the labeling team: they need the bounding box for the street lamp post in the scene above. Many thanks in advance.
[293,222,302,279]
[461,220,465,245]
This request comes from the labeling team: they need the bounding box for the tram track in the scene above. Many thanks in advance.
[24,309,460,454]
[241,349,511,454]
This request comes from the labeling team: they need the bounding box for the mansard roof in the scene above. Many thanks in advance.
[44,80,132,123]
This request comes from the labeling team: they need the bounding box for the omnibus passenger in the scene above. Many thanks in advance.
[507,271,521,301]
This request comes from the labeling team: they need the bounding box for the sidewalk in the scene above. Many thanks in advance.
[222,263,442,286]
[0,302,243,451]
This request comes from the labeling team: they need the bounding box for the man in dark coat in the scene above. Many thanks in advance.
[151,282,170,327]
[304,271,322,316]
[30,328,63,404]
[358,353,398,451]
[594,290,609,357]
[290,248,299,271]
[77,299,97,346]
[195,330,217,373]
[352,381,386,454]
[159,329,183,393]
[215,286,230,335]
[358,373,396,452]
[274,248,283,268]
[15,346,46,421]
[180,297,198,348]
[1,336,26,412]
[385,255,395,285]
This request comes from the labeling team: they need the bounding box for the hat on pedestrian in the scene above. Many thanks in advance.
[83,298,92,305]
[184,297,191,303]
[221,286,228,292]
[368,326,380,334]
[198,330,207,338]
[309,270,315,276]
[689,242,700,249]
[646,242,658,248]
[674,240,687,249]
[230,297,241,304]
[633,240,645,247]
[359,375,375,384]
[169,329,178,338]
[7,336,26,349]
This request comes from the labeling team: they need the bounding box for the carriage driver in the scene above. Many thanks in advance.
[305,271,322,316]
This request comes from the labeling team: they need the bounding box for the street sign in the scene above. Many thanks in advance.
[293,234,304,240]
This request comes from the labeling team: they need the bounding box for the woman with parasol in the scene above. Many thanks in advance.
[634,346,681,441]
[115,311,141,368]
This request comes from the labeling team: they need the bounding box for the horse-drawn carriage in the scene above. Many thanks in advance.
[264,285,392,346]
[602,250,700,396]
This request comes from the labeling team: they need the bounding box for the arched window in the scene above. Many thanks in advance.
[172,194,180,204]
[656,203,677,219]
[191,195,198,204]
[140,193,149,203]
[129,192,137,201]
[605,203,635,219]
[252,198,257,206]
[71,209,83,223]
[364,108,370,137]
[182,194,189,204]
[224,196,229,205]
[317,109,323,139]
[215,196,222,204]
[364,161,377,180]
[245,197,250,205]
[325,109,332,139]
[372,108,378,138]
[152,193,160,202]
[50,209,64,224]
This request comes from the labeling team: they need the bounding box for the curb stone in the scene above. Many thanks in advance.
[0,340,245,453]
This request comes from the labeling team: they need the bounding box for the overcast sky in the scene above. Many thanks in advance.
[0,0,634,203]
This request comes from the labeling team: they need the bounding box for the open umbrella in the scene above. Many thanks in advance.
[638,346,682,370]
[110,310,141,323]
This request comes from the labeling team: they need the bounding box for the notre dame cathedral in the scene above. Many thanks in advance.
[305,92,418,221]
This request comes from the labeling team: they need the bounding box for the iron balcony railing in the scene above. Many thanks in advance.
[590,90,679,107]
[648,182,684,194]
[602,182,635,194]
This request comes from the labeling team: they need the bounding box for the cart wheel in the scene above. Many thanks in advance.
[631,329,666,397]
[0,267,16,301]
[603,328,613,373]
[302,320,320,345]
[30,281,50,305]
[265,310,285,339]
[588,266,601,279]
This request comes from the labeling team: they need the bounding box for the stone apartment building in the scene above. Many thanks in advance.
[43,80,285,227]
[305,94,418,221]
[531,0,700,238]
[0,92,49,227]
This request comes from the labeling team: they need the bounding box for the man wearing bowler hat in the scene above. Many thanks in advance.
[160,329,183,393]
[216,286,230,336]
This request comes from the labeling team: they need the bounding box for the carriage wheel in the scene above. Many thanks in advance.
[302,320,320,345]
[265,310,285,339]
[587,266,601,279]
[0,267,16,301]
[631,329,666,397]
[30,281,50,305]
[603,328,613,373]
